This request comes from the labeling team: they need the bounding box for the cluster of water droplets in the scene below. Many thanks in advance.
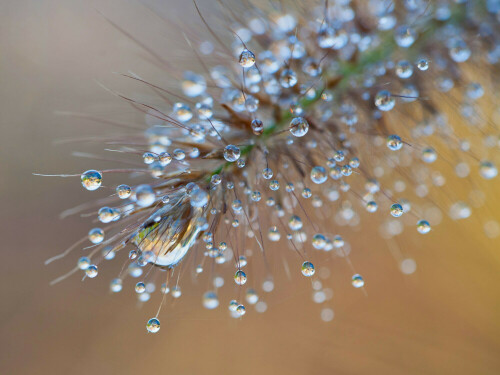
[50,0,500,333]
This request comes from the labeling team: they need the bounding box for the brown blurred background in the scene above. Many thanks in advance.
[1,0,500,374]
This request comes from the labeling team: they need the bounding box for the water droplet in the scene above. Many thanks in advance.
[416,58,429,71]
[110,278,122,292]
[116,184,131,199]
[302,188,312,198]
[387,135,403,150]
[366,201,378,213]
[394,25,416,48]
[135,184,156,207]
[391,203,404,217]
[203,291,219,309]
[395,60,413,79]
[77,257,90,270]
[146,317,160,333]
[289,117,309,137]
[171,286,182,298]
[98,207,114,224]
[143,152,156,164]
[301,261,315,277]
[417,220,431,234]
[375,90,395,111]
[251,119,264,135]
[352,274,364,288]
[239,49,255,68]
[223,145,241,162]
[310,166,327,184]
[85,265,98,278]
[280,69,297,88]
[135,282,146,293]
[81,170,102,191]
[88,228,104,244]
[234,270,247,285]
[245,289,259,304]
[236,304,246,316]
[450,39,470,62]
[159,152,172,166]
[422,147,437,163]
[480,161,497,179]
[228,300,238,312]
[288,215,303,231]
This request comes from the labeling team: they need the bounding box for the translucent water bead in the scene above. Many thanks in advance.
[251,119,264,135]
[135,282,146,293]
[146,317,160,333]
[116,184,131,199]
[310,166,327,184]
[81,170,102,191]
[85,265,98,278]
[88,228,104,244]
[239,49,255,68]
[236,304,246,316]
[234,270,247,285]
[479,161,498,179]
[416,58,429,71]
[135,184,156,207]
[203,291,219,309]
[375,90,395,111]
[416,220,431,234]
[394,25,417,48]
[390,203,404,217]
[301,261,315,277]
[289,117,309,137]
[395,60,413,79]
[77,257,90,270]
[387,135,403,150]
[223,145,241,162]
[351,274,364,288]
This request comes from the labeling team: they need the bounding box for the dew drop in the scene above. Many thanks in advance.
[223,145,241,162]
[289,117,309,137]
[116,184,131,199]
[301,261,315,277]
[375,90,395,111]
[146,317,160,333]
[310,166,327,184]
[239,49,256,68]
[85,265,98,278]
[417,220,431,234]
[479,161,498,179]
[236,304,246,316]
[135,184,156,207]
[234,270,247,285]
[77,257,91,270]
[387,135,403,150]
[88,228,104,244]
[251,118,264,135]
[390,203,404,217]
[110,278,122,292]
[351,274,364,288]
[135,282,146,294]
[203,291,219,309]
[394,25,416,48]
[81,170,102,191]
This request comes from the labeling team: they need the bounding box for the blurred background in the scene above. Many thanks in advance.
[1,0,500,374]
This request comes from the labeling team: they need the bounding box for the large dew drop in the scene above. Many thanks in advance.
[289,117,309,137]
[223,145,241,162]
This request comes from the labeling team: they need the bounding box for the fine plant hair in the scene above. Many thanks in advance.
[38,0,500,333]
